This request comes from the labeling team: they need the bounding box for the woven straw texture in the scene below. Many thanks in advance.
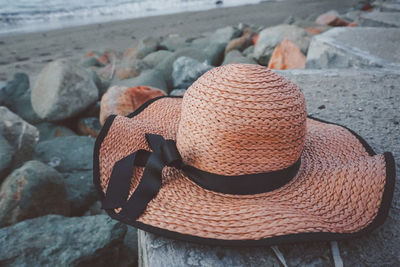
[98,64,387,240]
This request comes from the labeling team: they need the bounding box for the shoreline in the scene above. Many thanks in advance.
[0,0,357,82]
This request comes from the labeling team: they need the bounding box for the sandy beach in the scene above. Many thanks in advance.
[0,0,357,83]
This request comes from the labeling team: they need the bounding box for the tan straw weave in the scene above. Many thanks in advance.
[95,64,394,244]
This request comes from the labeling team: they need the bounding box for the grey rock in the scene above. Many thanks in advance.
[254,24,311,65]
[306,27,400,69]
[377,2,400,12]
[136,37,159,59]
[155,47,208,91]
[142,50,173,68]
[203,42,226,66]
[91,70,109,98]
[84,201,107,216]
[35,122,76,142]
[242,45,255,57]
[63,171,97,216]
[222,50,257,65]
[169,89,186,97]
[160,35,190,51]
[0,107,39,167]
[0,73,42,124]
[32,59,99,121]
[114,69,168,93]
[0,135,14,182]
[138,69,400,267]
[172,57,212,89]
[360,11,400,27]
[0,160,69,227]
[34,135,94,173]
[210,26,242,44]
[0,215,129,266]
[77,117,102,137]
[81,56,102,68]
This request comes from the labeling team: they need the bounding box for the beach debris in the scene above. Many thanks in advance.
[254,24,310,65]
[99,85,165,125]
[0,160,69,227]
[316,10,351,26]
[77,117,102,137]
[268,38,306,70]
[172,56,212,89]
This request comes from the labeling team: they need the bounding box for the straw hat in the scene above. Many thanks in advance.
[93,64,395,246]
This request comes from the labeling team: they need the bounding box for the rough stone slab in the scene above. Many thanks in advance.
[306,27,400,69]
[360,11,400,27]
[139,69,400,267]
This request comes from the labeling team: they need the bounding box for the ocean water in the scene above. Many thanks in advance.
[0,0,265,36]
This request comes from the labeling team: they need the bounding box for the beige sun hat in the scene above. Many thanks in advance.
[93,64,395,246]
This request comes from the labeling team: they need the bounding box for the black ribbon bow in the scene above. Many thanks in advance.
[102,134,301,222]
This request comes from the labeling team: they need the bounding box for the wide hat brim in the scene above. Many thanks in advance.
[93,96,395,246]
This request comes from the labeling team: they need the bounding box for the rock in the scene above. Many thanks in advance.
[114,68,167,92]
[34,136,94,173]
[203,42,226,66]
[34,136,96,215]
[377,2,400,12]
[268,39,306,70]
[160,34,190,51]
[100,85,166,125]
[77,117,102,137]
[81,56,102,68]
[0,160,69,227]
[210,26,242,44]
[32,59,99,121]
[169,89,186,97]
[242,45,255,57]
[155,47,208,90]
[0,135,14,182]
[91,70,109,97]
[225,29,256,54]
[315,10,351,26]
[0,215,129,266]
[84,201,107,216]
[254,24,311,65]
[359,11,400,28]
[83,101,101,117]
[142,50,173,68]
[35,122,76,141]
[136,37,159,59]
[306,27,400,69]
[0,107,39,167]
[172,57,212,89]
[138,68,400,267]
[0,73,42,124]
[222,50,257,65]
[63,171,97,216]
[115,59,150,80]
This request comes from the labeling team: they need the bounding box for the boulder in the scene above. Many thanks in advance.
[81,56,102,68]
[268,39,306,70]
[35,122,76,142]
[142,50,173,68]
[225,29,256,54]
[0,215,129,266]
[254,24,311,65]
[0,73,42,124]
[77,117,102,137]
[169,89,186,97]
[32,59,99,121]
[242,45,255,57]
[0,107,39,167]
[306,27,400,69]
[222,50,257,65]
[210,26,242,44]
[136,37,159,59]
[100,85,166,125]
[159,34,190,51]
[376,2,400,12]
[359,11,400,28]
[155,47,208,90]
[315,10,351,26]
[34,136,96,215]
[172,57,212,89]
[0,135,14,182]
[0,160,69,227]
[115,58,150,80]
[203,42,226,66]
[114,69,168,93]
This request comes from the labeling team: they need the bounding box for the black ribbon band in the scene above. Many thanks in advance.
[102,134,301,221]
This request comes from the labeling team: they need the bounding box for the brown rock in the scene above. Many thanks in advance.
[225,29,257,54]
[100,85,166,124]
[77,117,102,137]
[267,39,306,70]
[305,27,324,35]
[316,11,351,26]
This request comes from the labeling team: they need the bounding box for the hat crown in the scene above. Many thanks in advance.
[176,64,307,176]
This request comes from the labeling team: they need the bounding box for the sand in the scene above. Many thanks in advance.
[0,0,357,83]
